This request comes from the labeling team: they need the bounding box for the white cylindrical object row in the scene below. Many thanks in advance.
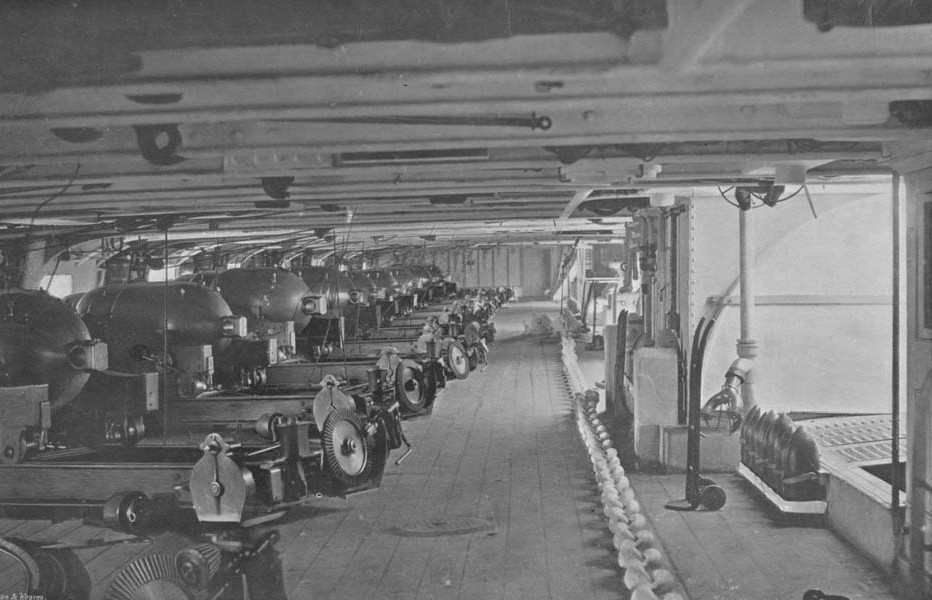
[561,333,684,598]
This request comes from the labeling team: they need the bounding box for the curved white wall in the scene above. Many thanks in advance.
[693,185,897,414]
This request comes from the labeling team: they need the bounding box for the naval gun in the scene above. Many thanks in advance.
[182,267,321,357]
[0,285,413,599]
[0,286,409,528]
[294,266,384,343]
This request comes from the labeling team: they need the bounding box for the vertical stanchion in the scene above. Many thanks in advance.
[909,386,929,599]
[162,226,169,444]
[736,197,759,412]
[892,172,902,515]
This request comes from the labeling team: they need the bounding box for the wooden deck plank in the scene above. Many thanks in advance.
[632,473,902,600]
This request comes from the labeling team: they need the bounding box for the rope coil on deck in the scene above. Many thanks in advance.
[560,334,685,600]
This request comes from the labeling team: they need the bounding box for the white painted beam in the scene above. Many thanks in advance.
[659,0,759,72]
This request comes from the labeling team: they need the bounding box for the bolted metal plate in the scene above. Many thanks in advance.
[393,516,496,537]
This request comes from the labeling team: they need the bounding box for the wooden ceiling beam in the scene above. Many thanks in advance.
[0,88,926,165]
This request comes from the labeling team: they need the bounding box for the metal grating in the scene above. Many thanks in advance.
[833,440,908,464]
[393,516,496,538]
[798,414,906,465]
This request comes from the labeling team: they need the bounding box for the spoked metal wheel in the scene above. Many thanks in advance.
[395,359,427,413]
[322,408,371,487]
[0,538,40,596]
[446,340,469,380]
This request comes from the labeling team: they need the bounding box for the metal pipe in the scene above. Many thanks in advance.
[736,204,759,411]
[641,217,654,343]
[909,386,928,599]
[162,226,169,445]
[669,209,679,316]
[892,172,902,514]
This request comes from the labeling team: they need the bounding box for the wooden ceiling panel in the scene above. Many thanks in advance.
[0,2,927,259]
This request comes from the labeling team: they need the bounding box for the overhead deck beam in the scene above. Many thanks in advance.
[0,94,925,168]
[658,0,759,72]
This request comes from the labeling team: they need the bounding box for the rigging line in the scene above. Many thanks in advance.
[29,163,81,228]
[775,186,806,203]
[340,208,358,260]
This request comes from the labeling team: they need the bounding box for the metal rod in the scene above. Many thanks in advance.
[394,446,414,465]
[559,248,565,320]
[910,386,928,598]
[641,218,654,343]
[892,172,901,514]
[670,209,678,313]
[736,204,759,411]
[738,208,754,346]
[246,444,282,458]
[270,112,553,130]
[592,280,598,337]
[163,226,169,444]
[803,184,819,219]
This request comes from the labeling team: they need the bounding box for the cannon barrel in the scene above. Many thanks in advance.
[364,268,401,294]
[76,281,238,372]
[0,289,106,411]
[295,267,369,309]
[209,268,314,330]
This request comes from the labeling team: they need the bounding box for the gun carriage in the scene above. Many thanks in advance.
[0,286,412,599]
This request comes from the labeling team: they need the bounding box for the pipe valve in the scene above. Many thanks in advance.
[701,358,752,434]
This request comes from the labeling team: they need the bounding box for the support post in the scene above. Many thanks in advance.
[736,204,760,412]
[910,388,928,598]
[892,172,902,515]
